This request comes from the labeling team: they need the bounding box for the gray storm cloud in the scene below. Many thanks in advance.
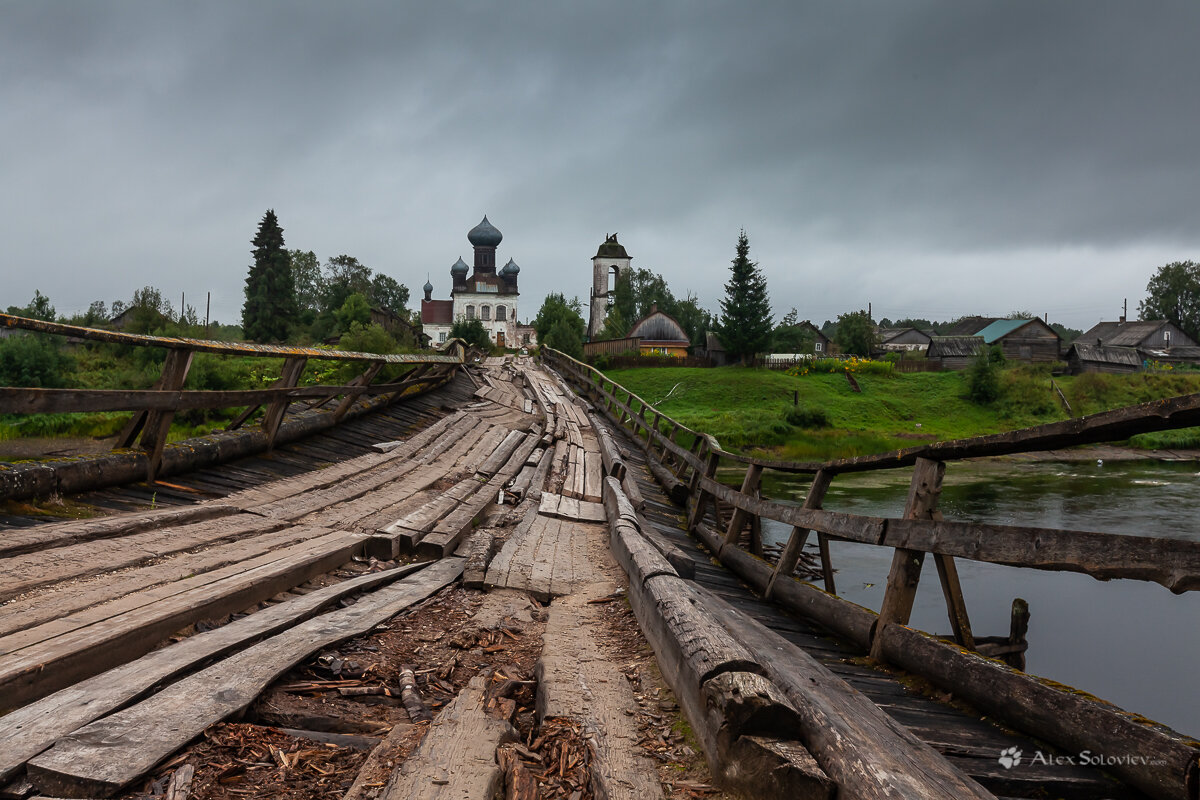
[2,1,1197,329]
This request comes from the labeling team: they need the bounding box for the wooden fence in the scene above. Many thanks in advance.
[582,337,641,357]
[0,313,469,484]
[542,346,1200,800]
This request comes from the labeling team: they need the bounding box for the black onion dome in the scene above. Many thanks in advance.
[423,278,434,294]
[467,215,503,247]
[450,257,469,277]
[501,257,520,275]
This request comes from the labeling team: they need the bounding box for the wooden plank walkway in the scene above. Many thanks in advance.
[614,436,1147,799]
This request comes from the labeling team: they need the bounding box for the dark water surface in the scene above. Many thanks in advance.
[758,460,1200,735]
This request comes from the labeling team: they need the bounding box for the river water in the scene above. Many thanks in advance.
[757,459,1200,736]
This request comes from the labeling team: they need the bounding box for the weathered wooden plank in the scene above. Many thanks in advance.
[374,672,516,800]
[536,593,664,800]
[483,503,539,589]
[0,523,347,638]
[695,588,995,800]
[0,562,431,783]
[537,491,605,523]
[583,450,603,502]
[0,503,238,559]
[475,429,527,477]
[26,559,465,798]
[0,529,365,711]
[0,513,290,603]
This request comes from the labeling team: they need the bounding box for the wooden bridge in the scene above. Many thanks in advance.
[0,314,1198,800]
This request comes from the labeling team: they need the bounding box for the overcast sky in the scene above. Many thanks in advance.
[4,1,1199,331]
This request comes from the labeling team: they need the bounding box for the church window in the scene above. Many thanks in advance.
[466,305,475,320]
[438,331,446,343]
[482,305,491,321]
[496,305,507,321]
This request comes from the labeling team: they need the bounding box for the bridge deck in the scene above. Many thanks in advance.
[0,358,1162,799]
[615,431,1147,800]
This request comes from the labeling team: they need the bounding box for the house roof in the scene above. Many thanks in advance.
[628,307,688,343]
[1069,343,1142,368]
[928,336,984,358]
[421,299,453,325]
[1140,345,1200,361]
[594,233,629,259]
[975,318,1038,343]
[1078,320,1173,348]
[877,327,932,344]
[943,316,999,336]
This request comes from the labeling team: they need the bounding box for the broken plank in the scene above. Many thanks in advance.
[25,559,465,799]
[0,562,431,783]
[376,673,516,800]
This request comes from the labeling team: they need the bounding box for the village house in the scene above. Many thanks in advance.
[1068,318,1200,372]
[627,306,690,357]
[942,317,1061,363]
[874,327,933,354]
[926,336,985,370]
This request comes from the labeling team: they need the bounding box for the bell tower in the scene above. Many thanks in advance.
[588,233,632,339]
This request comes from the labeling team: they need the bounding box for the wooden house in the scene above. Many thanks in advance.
[699,332,732,366]
[875,327,933,354]
[1066,344,1143,374]
[1077,319,1197,352]
[627,307,690,357]
[945,317,1061,363]
[926,336,984,370]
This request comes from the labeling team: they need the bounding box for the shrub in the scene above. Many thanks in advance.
[966,351,1001,403]
[785,405,830,428]
[0,334,75,388]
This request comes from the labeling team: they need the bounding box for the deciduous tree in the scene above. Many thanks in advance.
[1140,260,1200,342]
[834,310,876,356]
[716,230,772,363]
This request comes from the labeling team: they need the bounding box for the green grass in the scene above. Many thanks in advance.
[603,366,1200,461]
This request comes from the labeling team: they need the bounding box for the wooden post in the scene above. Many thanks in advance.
[137,349,194,483]
[722,463,763,546]
[116,348,193,449]
[333,361,383,421]
[766,469,832,598]
[817,533,837,594]
[686,445,720,533]
[262,357,307,449]
[933,544,975,650]
[1007,598,1029,671]
[870,457,942,660]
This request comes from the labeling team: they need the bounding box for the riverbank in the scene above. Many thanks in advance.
[604,365,1200,461]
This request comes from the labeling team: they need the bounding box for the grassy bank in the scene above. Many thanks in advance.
[603,366,1200,461]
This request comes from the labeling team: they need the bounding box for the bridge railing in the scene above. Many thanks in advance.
[543,346,1200,800]
[0,312,468,482]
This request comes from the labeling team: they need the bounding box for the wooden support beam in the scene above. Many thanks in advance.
[817,533,836,594]
[766,469,831,598]
[138,349,194,482]
[933,544,975,650]
[870,457,942,660]
[115,349,193,449]
[722,463,763,546]
[333,361,383,421]
[263,357,307,448]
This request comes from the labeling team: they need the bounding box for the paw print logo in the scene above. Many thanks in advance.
[998,747,1022,769]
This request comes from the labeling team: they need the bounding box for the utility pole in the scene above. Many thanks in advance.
[205,292,211,337]
[181,292,185,324]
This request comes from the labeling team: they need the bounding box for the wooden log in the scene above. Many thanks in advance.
[876,623,1200,800]
[25,559,465,798]
[611,521,678,591]
[375,673,517,800]
[728,736,835,800]
[696,522,875,651]
[462,529,496,589]
[398,666,432,723]
[590,413,625,480]
[696,588,995,800]
[871,457,943,661]
[498,746,540,800]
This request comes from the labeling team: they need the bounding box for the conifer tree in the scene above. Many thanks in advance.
[243,209,296,343]
[716,229,772,364]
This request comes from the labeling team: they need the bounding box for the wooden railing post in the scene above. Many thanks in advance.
[722,462,763,547]
[262,357,307,448]
[116,348,194,449]
[136,348,194,483]
[765,469,833,597]
[686,444,720,533]
[870,457,942,660]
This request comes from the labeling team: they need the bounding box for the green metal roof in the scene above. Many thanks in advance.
[975,318,1032,343]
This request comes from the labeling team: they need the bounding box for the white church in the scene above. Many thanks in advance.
[421,216,533,349]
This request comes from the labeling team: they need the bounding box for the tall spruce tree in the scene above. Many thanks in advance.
[717,229,772,364]
[243,209,295,343]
